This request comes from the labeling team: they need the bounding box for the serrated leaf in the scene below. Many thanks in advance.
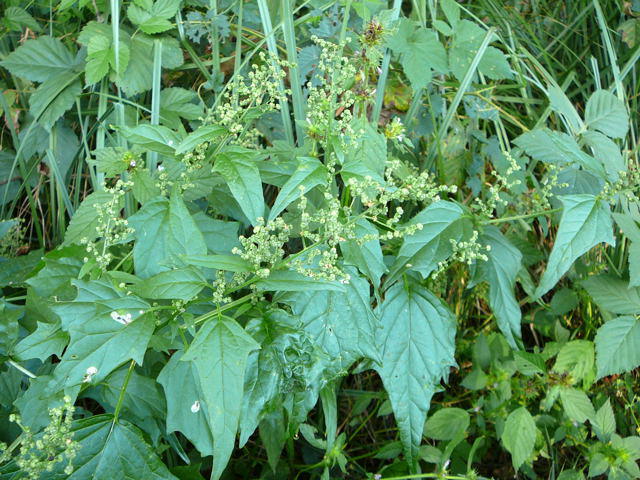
[514,128,606,179]
[595,316,640,378]
[560,388,595,423]
[478,226,523,348]
[553,340,595,384]
[341,119,387,184]
[0,36,76,82]
[90,147,128,177]
[282,271,380,369]
[182,317,260,480]
[268,157,326,221]
[582,130,626,182]
[129,194,207,278]
[213,147,265,225]
[424,408,469,441]
[582,275,640,314]
[585,90,629,139]
[134,267,205,300]
[64,191,119,246]
[592,399,616,442]
[502,407,537,470]
[128,5,174,34]
[158,351,215,456]
[375,283,456,466]
[160,87,203,129]
[389,201,468,282]
[41,415,177,479]
[535,194,614,298]
[4,6,41,32]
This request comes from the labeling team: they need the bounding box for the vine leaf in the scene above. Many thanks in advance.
[535,194,614,298]
[375,283,456,467]
[182,317,260,480]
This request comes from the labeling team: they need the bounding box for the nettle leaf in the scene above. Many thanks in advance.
[41,415,177,479]
[341,119,387,184]
[90,147,128,177]
[134,267,206,300]
[535,194,614,298]
[612,211,640,287]
[560,387,595,424]
[182,254,252,273]
[585,90,629,139]
[389,200,469,282]
[213,147,265,225]
[182,317,260,480]
[449,20,512,81]
[375,283,456,466]
[514,128,606,179]
[594,316,640,378]
[582,130,626,182]
[25,245,84,299]
[129,194,207,278]
[282,271,380,369]
[50,280,153,392]
[388,19,447,90]
[340,218,386,287]
[501,406,537,471]
[29,71,83,130]
[192,212,241,255]
[175,124,226,155]
[0,36,76,82]
[424,408,470,441]
[158,351,215,456]
[4,6,41,32]
[477,226,523,348]
[582,275,640,314]
[268,157,327,221]
[64,191,119,246]
[85,36,130,84]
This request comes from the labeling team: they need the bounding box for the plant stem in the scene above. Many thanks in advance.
[482,207,561,224]
[113,360,136,422]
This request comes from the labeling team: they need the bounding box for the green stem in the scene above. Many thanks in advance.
[7,360,37,379]
[113,360,136,422]
[482,207,561,225]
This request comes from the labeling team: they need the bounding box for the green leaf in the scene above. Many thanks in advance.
[553,340,595,384]
[129,194,207,278]
[85,35,130,84]
[449,20,511,81]
[268,157,327,221]
[560,388,595,423]
[182,254,252,273]
[547,84,584,133]
[340,218,386,287]
[158,351,215,456]
[25,245,84,299]
[127,0,180,34]
[14,321,68,361]
[282,271,380,368]
[341,119,387,184]
[29,71,82,130]
[477,226,523,348]
[389,201,468,282]
[120,124,182,155]
[90,147,128,177]
[501,407,537,471]
[582,275,640,314]
[64,191,119,246]
[256,270,346,292]
[213,148,265,225]
[535,195,614,298]
[134,267,206,300]
[192,212,241,255]
[175,125,226,155]
[582,130,626,182]
[182,317,260,480]
[375,283,456,466]
[4,6,41,32]
[612,211,640,287]
[594,316,640,378]
[585,90,629,139]
[42,415,177,479]
[0,303,20,356]
[50,280,154,391]
[0,36,76,82]
[592,399,616,442]
[514,128,606,179]
[424,408,470,441]
[160,88,204,130]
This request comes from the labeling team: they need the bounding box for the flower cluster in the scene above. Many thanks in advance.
[472,151,523,218]
[232,217,291,276]
[80,179,134,270]
[5,396,79,479]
